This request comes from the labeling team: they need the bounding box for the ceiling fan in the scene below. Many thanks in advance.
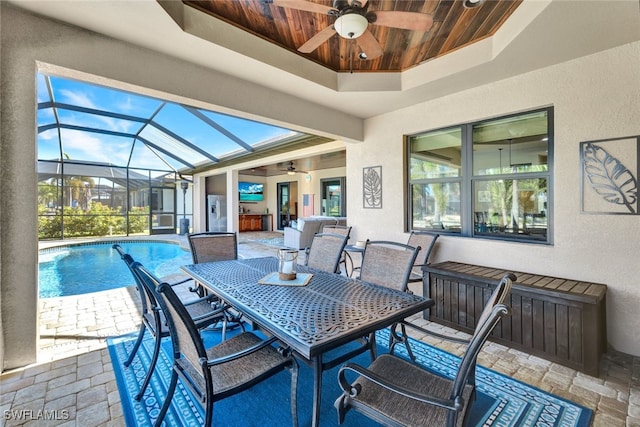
[281,161,308,175]
[272,0,434,60]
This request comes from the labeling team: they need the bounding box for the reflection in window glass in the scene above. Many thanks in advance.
[473,110,549,176]
[410,182,461,232]
[409,127,462,179]
[473,178,548,241]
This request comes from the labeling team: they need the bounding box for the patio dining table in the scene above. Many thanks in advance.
[181,256,433,427]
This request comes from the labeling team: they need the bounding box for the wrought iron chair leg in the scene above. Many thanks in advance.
[289,360,299,427]
[134,332,162,401]
[400,323,416,361]
[124,325,146,367]
[153,370,178,427]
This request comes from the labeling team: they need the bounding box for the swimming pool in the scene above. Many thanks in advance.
[38,240,193,298]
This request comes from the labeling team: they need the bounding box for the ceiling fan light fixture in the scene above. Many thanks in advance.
[334,13,368,39]
[287,170,296,175]
[463,0,483,8]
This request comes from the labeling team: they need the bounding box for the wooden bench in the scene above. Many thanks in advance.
[422,261,607,376]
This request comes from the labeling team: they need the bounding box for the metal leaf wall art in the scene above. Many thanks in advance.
[363,166,382,209]
[581,136,639,214]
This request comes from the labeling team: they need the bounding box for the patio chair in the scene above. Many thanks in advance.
[321,225,352,274]
[187,231,238,296]
[305,232,349,274]
[147,271,299,427]
[188,231,238,262]
[113,244,227,401]
[359,240,421,292]
[335,302,511,427]
[390,272,516,363]
[358,240,422,360]
[406,231,439,283]
[187,232,244,333]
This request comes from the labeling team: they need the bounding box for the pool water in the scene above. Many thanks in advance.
[38,241,193,298]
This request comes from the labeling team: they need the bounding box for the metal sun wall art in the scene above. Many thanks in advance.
[580,135,639,215]
[363,166,382,209]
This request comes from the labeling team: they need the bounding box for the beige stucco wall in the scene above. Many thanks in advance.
[348,40,640,356]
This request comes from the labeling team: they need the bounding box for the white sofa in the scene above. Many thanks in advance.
[283,216,347,250]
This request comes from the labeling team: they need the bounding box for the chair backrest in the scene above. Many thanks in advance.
[113,244,154,317]
[359,241,420,292]
[450,303,510,413]
[322,224,352,238]
[134,263,207,369]
[474,273,515,333]
[406,231,439,274]
[188,232,238,263]
[306,232,349,273]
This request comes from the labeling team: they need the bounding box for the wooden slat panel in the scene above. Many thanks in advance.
[433,278,444,319]
[555,304,569,360]
[532,299,545,351]
[457,281,467,327]
[521,296,533,348]
[545,278,567,290]
[443,278,451,322]
[557,280,579,292]
[571,282,590,294]
[516,273,533,283]
[465,282,475,328]
[584,284,607,299]
[451,280,459,324]
[568,306,583,363]
[543,301,556,355]
[510,294,522,345]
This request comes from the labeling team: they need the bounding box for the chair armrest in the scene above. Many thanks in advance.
[168,276,193,287]
[337,362,461,411]
[189,303,229,323]
[182,294,218,306]
[204,336,282,367]
[397,320,470,345]
[283,227,303,249]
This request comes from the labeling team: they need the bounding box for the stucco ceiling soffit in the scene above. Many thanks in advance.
[158,0,339,91]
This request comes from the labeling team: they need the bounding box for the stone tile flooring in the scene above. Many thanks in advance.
[1,233,639,426]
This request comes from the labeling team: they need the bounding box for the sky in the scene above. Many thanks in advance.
[36,73,300,174]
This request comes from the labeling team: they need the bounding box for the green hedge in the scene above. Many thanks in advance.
[38,203,150,239]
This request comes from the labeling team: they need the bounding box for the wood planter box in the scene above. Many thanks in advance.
[423,261,607,377]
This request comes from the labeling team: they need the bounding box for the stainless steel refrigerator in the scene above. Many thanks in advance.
[207,195,227,232]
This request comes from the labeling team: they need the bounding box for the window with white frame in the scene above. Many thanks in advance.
[406,107,553,244]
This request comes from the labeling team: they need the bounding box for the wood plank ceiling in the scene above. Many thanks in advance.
[184,0,522,73]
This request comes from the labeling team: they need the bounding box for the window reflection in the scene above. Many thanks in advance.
[472,111,549,176]
[410,127,461,179]
[473,178,547,240]
[411,182,461,232]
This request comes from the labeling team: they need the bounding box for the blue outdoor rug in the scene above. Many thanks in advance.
[108,328,593,426]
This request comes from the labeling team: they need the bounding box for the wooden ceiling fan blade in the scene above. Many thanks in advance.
[356,29,383,59]
[272,0,335,15]
[372,11,433,31]
[298,25,337,53]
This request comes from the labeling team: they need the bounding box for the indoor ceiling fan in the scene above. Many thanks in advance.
[273,0,434,60]
[281,161,308,175]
